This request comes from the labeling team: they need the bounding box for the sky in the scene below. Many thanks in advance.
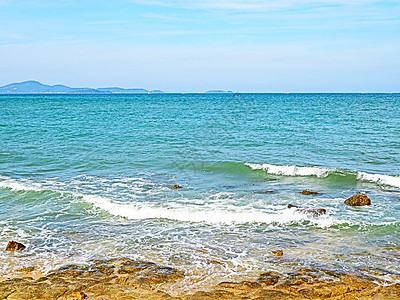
[0,0,399,92]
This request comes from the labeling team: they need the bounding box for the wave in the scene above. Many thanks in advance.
[245,163,331,178]
[0,175,338,226]
[0,177,46,192]
[80,193,344,227]
[1,173,399,227]
[244,163,400,188]
[357,172,400,189]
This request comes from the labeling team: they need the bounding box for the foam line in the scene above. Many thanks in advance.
[0,177,45,192]
[357,172,400,188]
[245,163,400,188]
[244,163,331,178]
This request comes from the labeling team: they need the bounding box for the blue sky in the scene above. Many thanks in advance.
[0,0,399,92]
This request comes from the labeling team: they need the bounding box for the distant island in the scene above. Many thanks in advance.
[0,81,235,95]
[204,90,233,94]
[0,81,164,94]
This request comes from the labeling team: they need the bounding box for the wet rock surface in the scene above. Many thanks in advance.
[344,194,371,206]
[5,241,26,251]
[288,204,326,217]
[272,250,284,257]
[299,190,321,195]
[253,190,276,194]
[1,258,400,299]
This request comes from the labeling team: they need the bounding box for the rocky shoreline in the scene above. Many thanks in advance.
[1,257,400,299]
[2,194,397,299]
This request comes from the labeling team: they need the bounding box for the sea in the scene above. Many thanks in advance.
[1,93,399,291]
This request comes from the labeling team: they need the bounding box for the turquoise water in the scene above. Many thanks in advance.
[1,94,400,289]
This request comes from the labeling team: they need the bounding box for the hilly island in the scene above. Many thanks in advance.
[0,81,164,94]
[0,81,234,94]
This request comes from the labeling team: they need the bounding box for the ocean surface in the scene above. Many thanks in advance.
[1,93,400,291]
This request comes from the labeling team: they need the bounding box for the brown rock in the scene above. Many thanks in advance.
[173,185,182,189]
[117,261,155,274]
[187,290,239,299]
[289,277,309,285]
[272,250,283,256]
[288,204,326,216]
[2,257,399,300]
[299,190,321,195]
[17,266,35,273]
[254,190,276,194]
[257,272,279,285]
[5,241,26,251]
[218,280,261,291]
[344,194,371,206]
[208,260,223,265]
[71,291,87,300]
[253,290,304,299]
[138,266,184,285]
[379,284,400,299]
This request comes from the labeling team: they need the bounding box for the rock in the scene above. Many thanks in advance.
[288,204,326,216]
[253,290,303,299]
[17,267,35,273]
[290,278,309,285]
[5,241,26,251]
[117,261,155,274]
[297,275,376,298]
[272,250,283,256]
[1,258,399,299]
[253,190,276,194]
[187,290,240,299]
[257,272,280,285]
[71,291,87,300]
[344,194,371,206]
[138,266,184,285]
[299,190,321,195]
[208,260,223,265]
[218,280,261,291]
[173,185,182,189]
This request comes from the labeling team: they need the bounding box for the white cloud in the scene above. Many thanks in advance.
[129,0,381,11]
[86,20,130,25]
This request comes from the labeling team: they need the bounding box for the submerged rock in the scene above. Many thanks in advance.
[299,190,321,195]
[344,194,371,206]
[173,185,182,189]
[253,190,276,194]
[272,250,283,256]
[5,241,26,251]
[288,204,326,217]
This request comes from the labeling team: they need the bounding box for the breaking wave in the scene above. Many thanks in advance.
[244,163,400,188]
[81,193,339,226]
[0,175,338,227]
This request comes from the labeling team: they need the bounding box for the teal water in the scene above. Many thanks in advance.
[1,94,400,290]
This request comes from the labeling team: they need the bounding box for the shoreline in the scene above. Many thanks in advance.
[1,257,400,299]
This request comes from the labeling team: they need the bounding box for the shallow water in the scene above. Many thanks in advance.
[1,93,399,290]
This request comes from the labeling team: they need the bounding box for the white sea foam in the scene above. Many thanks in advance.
[357,172,400,188]
[245,163,331,178]
[0,177,45,192]
[81,193,340,227]
[245,163,400,189]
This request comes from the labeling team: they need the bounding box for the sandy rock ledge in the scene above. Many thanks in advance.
[1,258,400,299]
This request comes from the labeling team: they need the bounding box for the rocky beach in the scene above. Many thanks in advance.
[1,256,400,299]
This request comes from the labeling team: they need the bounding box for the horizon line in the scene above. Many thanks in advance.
[0,80,398,94]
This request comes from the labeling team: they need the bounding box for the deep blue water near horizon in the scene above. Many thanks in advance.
[1,93,400,291]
